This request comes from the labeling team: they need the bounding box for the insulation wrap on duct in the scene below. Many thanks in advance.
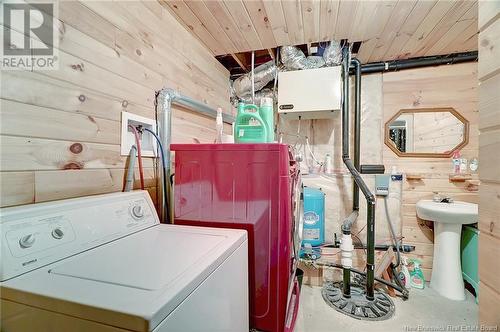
[280,46,325,70]
[280,41,342,71]
[233,61,277,99]
[323,40,342,66]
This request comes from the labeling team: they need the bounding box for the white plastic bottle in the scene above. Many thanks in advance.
[452,150,461,174]
[324,153,333,174]
[215,108,223,143]
[398,256,411,287]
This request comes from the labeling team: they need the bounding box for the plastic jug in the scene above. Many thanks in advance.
[234,103,268,143]
[260,97,275,143]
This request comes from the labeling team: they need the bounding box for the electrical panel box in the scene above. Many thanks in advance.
[278,66,342,119]
[375,175,391,196]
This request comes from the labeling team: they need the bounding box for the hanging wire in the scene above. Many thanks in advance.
[142,127,170,224]
[251,51,255,104]
[128,125,145,190]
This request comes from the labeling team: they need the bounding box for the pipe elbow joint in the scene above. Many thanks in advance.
[341,224,351,234]
[156,88,178,110]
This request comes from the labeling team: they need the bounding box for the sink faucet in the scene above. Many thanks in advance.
[433,192,454,203]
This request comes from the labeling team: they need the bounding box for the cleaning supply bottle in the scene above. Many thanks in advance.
[398,256,411,287]
[234,102,268,143]
[324,154,333,174]
[259,97,275,142]
[452,150,461,174]
[408,258,425,289]
[215,107,223,143]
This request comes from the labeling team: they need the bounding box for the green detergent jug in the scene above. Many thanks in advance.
[234,103,268,143]
[260,97,275,143]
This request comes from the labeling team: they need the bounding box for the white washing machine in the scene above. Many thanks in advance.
[0,190,249,332]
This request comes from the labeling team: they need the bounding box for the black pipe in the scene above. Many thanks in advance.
[341,46,377,300]
[343,268,351,298]
[341,211,359,234]
[358,51,477,74]
[360,165,386,174]
[341,47,351,162]
[341,47,352,298]
[328,241,416,253]
[352,58,361,211]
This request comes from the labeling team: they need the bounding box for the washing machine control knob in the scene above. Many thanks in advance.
[131,204,145,219]
[52,228,64,240]
[19,234,35,249]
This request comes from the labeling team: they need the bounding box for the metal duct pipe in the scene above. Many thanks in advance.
[156,89,173,224]
[358,51,477,74]
[155,88,235,223]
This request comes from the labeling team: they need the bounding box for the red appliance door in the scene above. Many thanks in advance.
[173,146,283,331]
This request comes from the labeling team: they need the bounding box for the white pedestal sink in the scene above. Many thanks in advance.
[416,200,478,301]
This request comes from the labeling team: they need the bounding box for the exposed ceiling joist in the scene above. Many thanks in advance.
[231,53,248,72]
[267,48,275,60]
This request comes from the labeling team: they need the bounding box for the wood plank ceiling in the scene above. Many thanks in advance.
[162,0,478,64]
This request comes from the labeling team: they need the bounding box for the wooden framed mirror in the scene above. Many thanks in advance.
[384,108,469,158]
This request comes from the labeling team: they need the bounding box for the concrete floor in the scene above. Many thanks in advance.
[296,284,478,332]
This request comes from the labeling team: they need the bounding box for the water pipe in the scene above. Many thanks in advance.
[143,127,170,224]
[123,145,137,192]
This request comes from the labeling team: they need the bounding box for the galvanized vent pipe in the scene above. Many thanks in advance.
[155,88,235,223]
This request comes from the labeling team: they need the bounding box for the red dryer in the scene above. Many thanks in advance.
[171,143,302,332]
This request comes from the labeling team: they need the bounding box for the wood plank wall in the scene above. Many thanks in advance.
[383,62,479,281]
[0,1,230,208]
[478,0,500,325]
[296,63,478,285]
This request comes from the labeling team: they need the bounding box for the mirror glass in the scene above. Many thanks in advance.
[385,108,469,157]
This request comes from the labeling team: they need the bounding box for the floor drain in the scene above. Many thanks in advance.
[322,281,395,321]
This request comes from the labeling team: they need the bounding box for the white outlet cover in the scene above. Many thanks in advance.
[121,111,157,157]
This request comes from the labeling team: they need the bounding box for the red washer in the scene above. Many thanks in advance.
[171,143,301,332]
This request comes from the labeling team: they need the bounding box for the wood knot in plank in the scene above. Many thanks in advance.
[71,63,84,71]
[63,162,83,170]
[87,115,97,124]
[69,143,83,154]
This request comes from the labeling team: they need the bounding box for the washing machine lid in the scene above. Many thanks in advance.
[1,224,247,331]
[49,225,225,291]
